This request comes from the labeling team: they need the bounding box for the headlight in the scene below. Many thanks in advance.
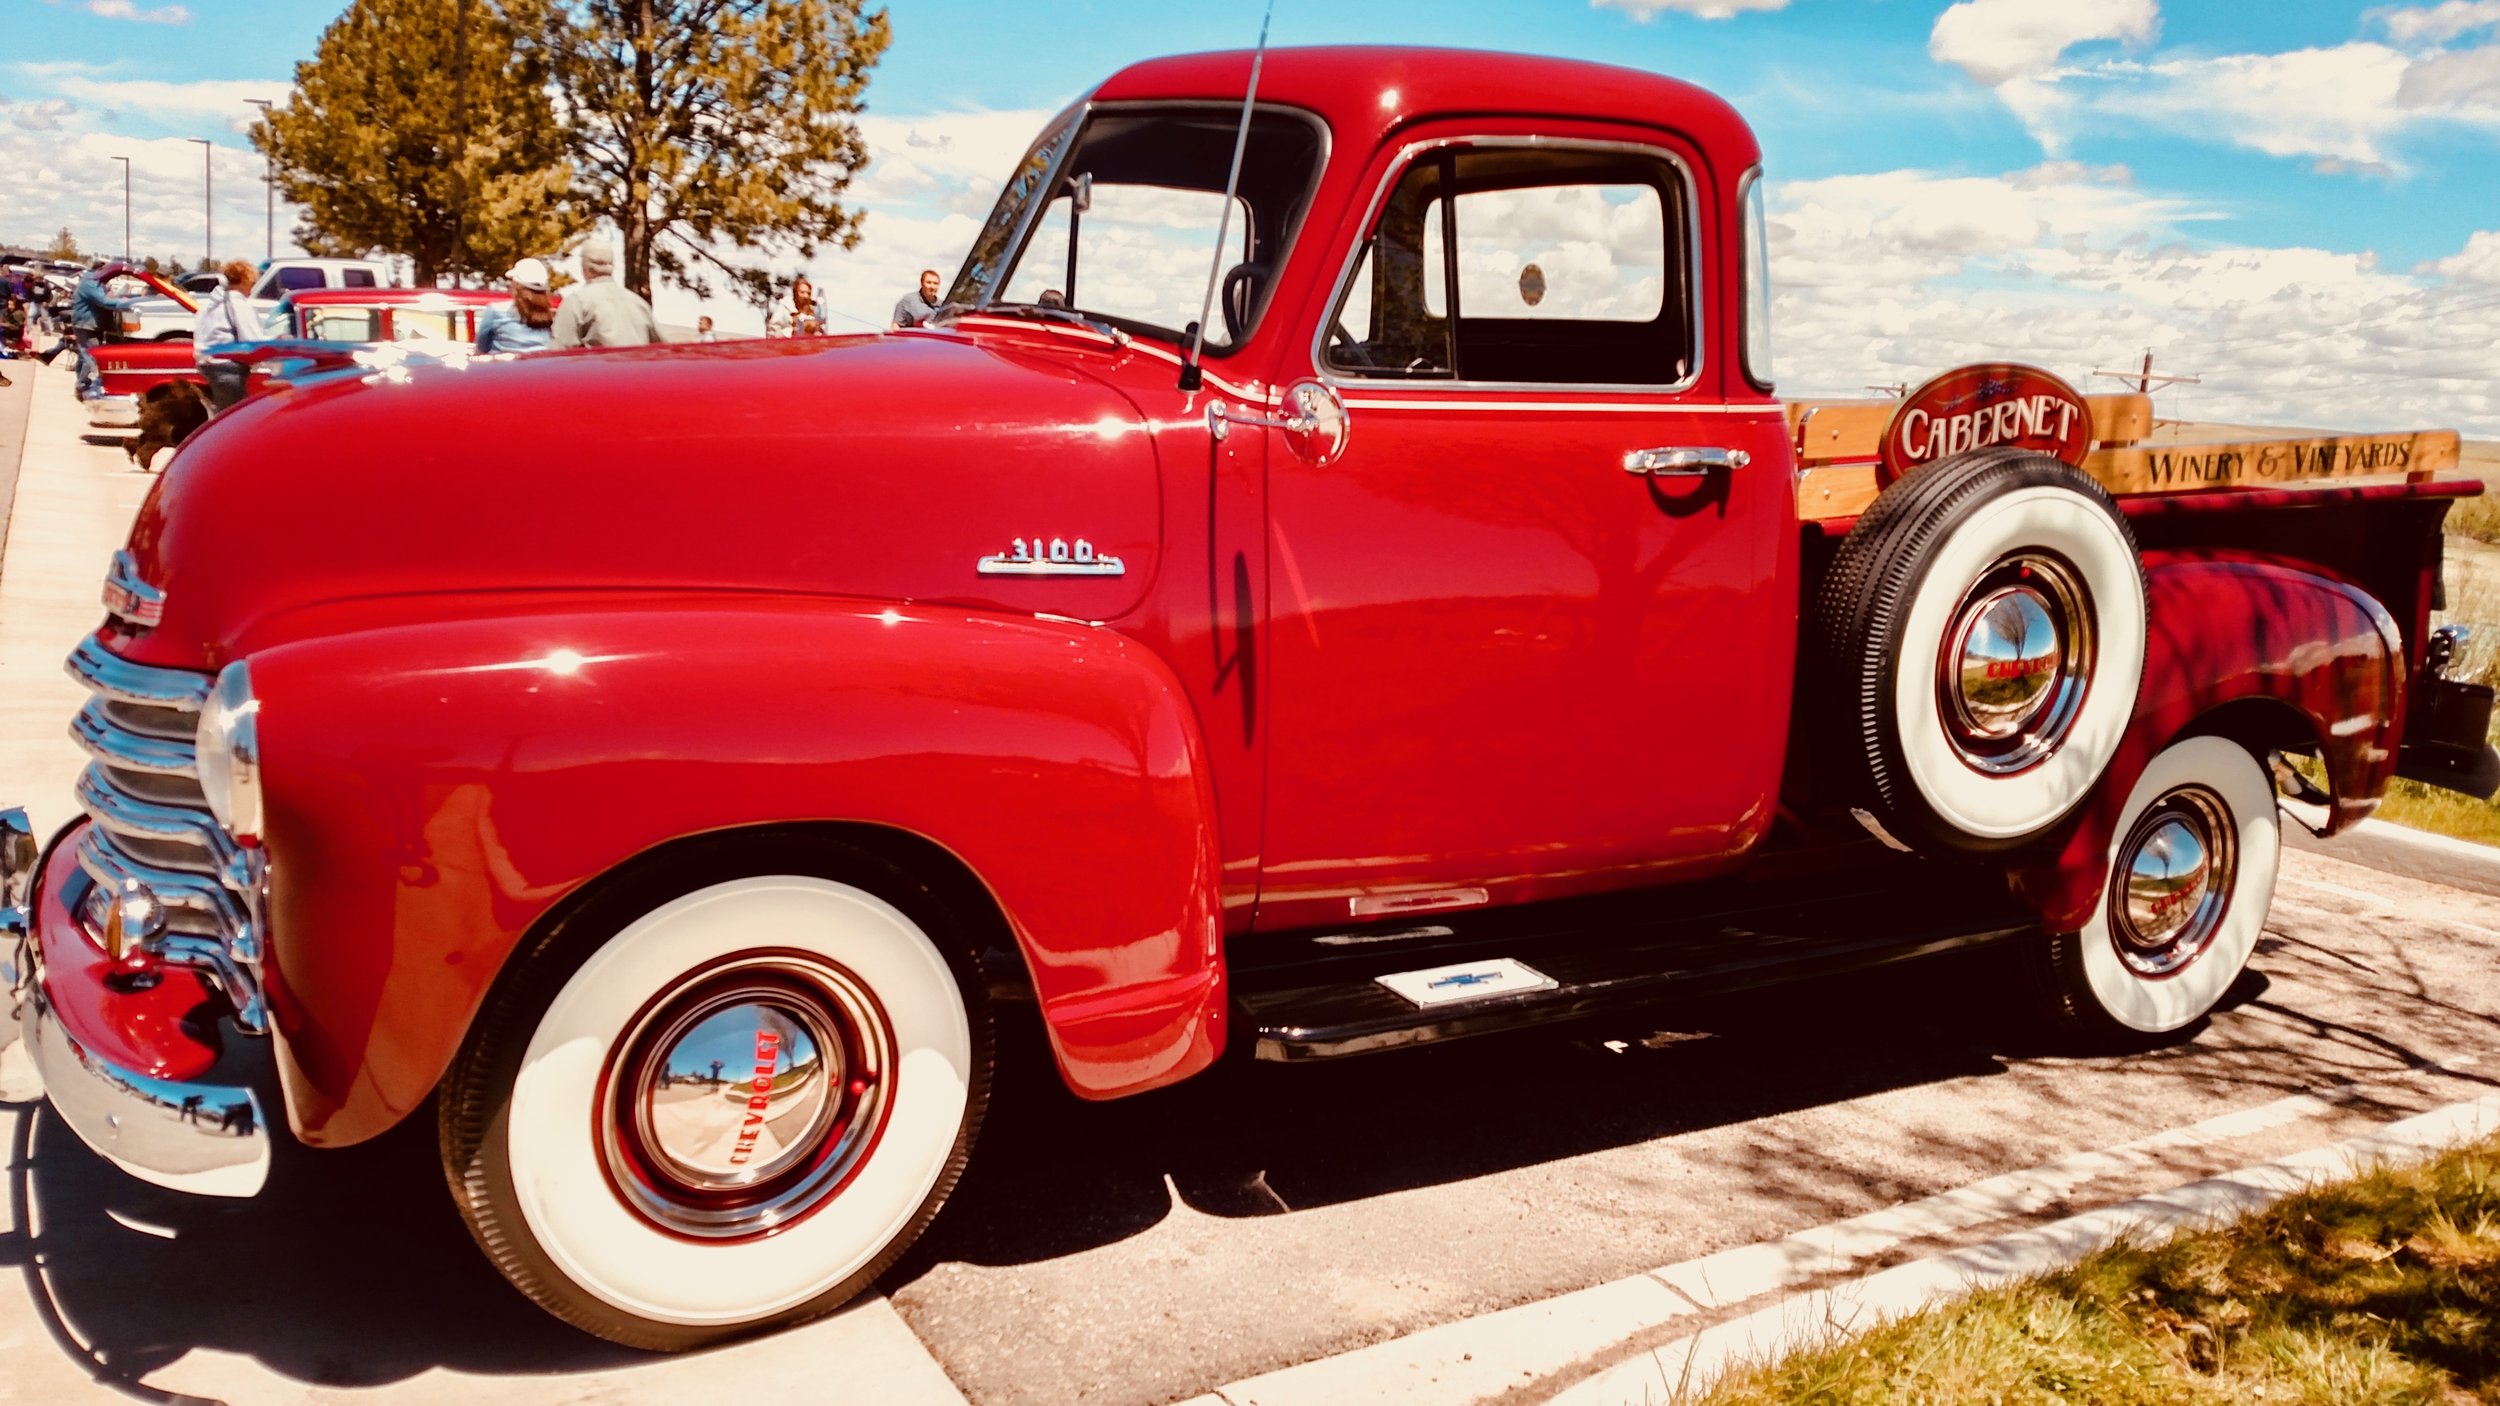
[196,661,263,842]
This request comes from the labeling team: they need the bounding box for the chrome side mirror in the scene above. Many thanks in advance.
[1071,172,1093,214]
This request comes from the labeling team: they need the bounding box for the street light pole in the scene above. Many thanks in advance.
[186,137,213,268]
[245,99,273,261]
[111,156,131,262]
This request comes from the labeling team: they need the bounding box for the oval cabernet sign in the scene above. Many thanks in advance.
[1879,363,2093,483]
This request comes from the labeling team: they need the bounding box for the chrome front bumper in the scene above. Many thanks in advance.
[5,807,272,1197]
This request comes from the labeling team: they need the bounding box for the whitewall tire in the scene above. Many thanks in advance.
[2045,735,2281,1039]
[442,841,991,1350]
[1818,448,2148,854]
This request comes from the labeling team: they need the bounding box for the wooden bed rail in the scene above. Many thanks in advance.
[1787,391,2463,522]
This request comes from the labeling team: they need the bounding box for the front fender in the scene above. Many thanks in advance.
[2010,551,2402,932]
[249,597,1223,1146]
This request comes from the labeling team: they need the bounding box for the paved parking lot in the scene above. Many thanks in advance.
[6,359,2500,1405]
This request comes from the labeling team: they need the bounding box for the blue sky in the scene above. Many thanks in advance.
[6,0,2498,430]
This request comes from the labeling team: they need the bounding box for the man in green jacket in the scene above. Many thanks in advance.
[551,244,662,348]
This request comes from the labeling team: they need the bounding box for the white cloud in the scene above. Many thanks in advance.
[2429,229,2500,284]
[2092,44,2421,165]
[26,69,289,132]
[1929,0,2160,86]
[2401,43,2500,106]
[83,0,191,23]
[2381,0,2500,45]
[1762,167,2500,436]
[1592,0,1787,18]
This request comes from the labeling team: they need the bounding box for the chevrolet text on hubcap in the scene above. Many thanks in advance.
[1941,551,2094,776]
[601,957,896,1239]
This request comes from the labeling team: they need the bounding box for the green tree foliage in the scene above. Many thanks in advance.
[44,227,80,260]
[528,0,890,304]
[253,0,582,285]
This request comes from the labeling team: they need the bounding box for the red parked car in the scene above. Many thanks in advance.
[93,286,513,403]
[5,46,2490,1350]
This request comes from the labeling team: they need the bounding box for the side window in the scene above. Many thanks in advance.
[1740,168,1775,391]
[303,307,379,342]
[276,267,326,294]
[342,267,378,289]
[1324,146,1694,386]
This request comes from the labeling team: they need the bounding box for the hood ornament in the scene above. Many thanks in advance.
[978,536,1125,577]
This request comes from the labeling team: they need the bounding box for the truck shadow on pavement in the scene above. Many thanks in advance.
[6,925,2492,1394]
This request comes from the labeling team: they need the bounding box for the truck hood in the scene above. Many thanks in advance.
[116,333,1163,670]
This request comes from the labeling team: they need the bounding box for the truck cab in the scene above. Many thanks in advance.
[5,46,2487,1351]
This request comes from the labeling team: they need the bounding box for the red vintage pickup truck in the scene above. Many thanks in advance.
[5,46,2491,1349]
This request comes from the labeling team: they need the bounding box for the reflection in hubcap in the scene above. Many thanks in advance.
[639,998,840,1190]
[600,956,895,1240]
[1938,551,2096,776]
[2110,786,2236,978]
[1954,587,2063,739]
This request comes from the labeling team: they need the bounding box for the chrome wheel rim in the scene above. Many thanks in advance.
[599,954,894,1240]
[1939,550,2096,775]
[2109,784,2237,979]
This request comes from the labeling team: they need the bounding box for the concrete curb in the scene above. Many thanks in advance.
[1207,1061,2488,1406]
[2290,818,2500,900]
[1553,1092,2500,1405]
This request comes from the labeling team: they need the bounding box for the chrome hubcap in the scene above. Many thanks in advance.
[600,956,893,1240]
[1939,552,2096,775]
[2110,786,2237,978]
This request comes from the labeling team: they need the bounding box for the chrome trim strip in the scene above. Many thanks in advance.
[66,634,210,710]
[75,768,237,876]
[101,548,166,629]
[72,698,199,777]
[20,967,269,1197]
[1310,135,1709,399]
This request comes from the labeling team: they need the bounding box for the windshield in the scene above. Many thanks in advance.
[944,104,1327,353]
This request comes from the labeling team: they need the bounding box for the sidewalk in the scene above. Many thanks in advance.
[0,359,150,839]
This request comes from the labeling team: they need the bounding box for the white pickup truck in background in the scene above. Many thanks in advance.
[125,257,398,340]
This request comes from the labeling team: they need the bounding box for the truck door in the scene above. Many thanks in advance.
[1255,126,1796,931]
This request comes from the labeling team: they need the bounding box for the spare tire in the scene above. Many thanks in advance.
[1815,446,2147,854]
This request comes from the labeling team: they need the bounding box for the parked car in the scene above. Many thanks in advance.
[5,45,2491,1352]
[122,258,401,342]
[89,287,511,423]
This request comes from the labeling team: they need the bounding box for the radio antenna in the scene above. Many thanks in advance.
[1179,0,1273,392]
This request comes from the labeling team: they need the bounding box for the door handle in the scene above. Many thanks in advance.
[1623,446,1749,477]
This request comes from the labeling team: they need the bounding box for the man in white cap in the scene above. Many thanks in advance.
[475,257,560,353]
[551,243,661,348]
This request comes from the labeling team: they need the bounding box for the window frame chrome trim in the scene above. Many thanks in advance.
[1309,134,1710,399]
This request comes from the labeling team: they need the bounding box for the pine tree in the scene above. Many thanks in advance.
[252,0,582,285]
[527,0,890,304]
[44,227,80,261]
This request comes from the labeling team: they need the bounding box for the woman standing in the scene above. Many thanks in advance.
[476,258,557,353]
[770,275,823,337]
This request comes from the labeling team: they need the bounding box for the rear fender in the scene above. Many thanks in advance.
[2009,551,2400,932]
[248,598,1223,1146]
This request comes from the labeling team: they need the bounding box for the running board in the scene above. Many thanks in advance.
[1233,844,2039,1062]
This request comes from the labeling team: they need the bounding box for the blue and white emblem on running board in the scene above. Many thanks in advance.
[1375,958,1558,1009]
[977,537,1125,576]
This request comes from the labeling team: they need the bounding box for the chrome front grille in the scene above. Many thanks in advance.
[63,633,266,1031]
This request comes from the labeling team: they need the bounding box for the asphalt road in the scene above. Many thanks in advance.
[4,832,2497,1405]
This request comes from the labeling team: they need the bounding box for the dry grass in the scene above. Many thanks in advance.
[1686,1135,2500,1405]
